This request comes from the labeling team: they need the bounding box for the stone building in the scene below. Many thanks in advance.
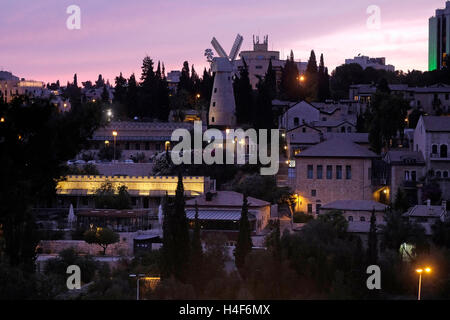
[292,137,379,215]
[414,115,450,199]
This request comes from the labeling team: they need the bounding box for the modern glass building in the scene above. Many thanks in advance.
[429,1,450,71]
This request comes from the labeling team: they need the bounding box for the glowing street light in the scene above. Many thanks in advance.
[416,266,432,300]
[0,117,4,123]
[196,93,201,99]
[112,131,118,162]
[299,75,305,82]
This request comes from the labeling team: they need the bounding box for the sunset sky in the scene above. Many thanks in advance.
[0,0,446,84]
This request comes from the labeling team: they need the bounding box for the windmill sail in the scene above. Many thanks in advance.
[229,34,243,61]
[211,37,228,59]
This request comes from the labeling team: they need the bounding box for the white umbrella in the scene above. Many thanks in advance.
[68,204,76,229]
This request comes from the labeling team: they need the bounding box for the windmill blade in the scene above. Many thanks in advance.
[211,37,228,59]
[229,34,243,62]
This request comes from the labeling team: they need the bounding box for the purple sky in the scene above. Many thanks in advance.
[0,0,446,84]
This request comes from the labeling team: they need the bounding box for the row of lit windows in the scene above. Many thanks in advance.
[307,165,352,180]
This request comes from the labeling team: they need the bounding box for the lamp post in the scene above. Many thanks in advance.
[416,267,431,300]
[129,273,145,300]
[112,130,118,162]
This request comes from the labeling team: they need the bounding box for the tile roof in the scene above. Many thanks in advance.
[384,150,425,164]
[404,205,446,218]
[185,209,255,221]
[185,191,270,207]
[297,137,378,158]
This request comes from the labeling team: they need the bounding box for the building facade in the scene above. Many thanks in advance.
[345,55,395,72]
[292,138,379,215]
[429,1,450,70]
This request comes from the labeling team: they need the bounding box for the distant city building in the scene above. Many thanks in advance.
[428,1,450,70]
[80,121,206,162]
[235,35,308,89]
[345,55,395,72]
[349,83,450,115]
[0,78,47,103]
[166,70,181,92]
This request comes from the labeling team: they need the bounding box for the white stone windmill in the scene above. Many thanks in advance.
[208,34,243,128]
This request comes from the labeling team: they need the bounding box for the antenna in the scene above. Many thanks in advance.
[229,34,243,61]
[211,37,228,59]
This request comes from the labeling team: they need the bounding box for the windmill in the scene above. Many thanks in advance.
[208,34,243,128]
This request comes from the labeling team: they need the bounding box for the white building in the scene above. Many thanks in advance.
[413,115,450,198]
[345,55,395,72]
[234,35,308,89]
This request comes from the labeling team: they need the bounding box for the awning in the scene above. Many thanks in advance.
[185,210,255,221]
[57,189,88,196]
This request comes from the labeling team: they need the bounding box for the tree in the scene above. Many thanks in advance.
[191,201,203,264]
[94,182,131,209]
[126,73,139,118]
[101,86,110,104]
[279,51,301,101]
[393,187,410,213]
[95,74,105,88]
[317,53,330,101]
[379,209,427,254]
[305,50,318,100]
[84,227,119,255]
[234,58,253,125]
[422,181,442,204]
[234,194,253,269]
[161,173,190,281]
[0,96,102,271]
[367,209,378,265]
[366,88,409,153]
[178,61,193,93]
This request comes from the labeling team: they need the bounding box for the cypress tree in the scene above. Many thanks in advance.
[317,54,330,101]
[234,58,253,124]
[114,72,127,105]
[367,209,378,265]
[126,73,139,118]
[172,172,190,281]
[235,193,253,269]
[191,201,203,265]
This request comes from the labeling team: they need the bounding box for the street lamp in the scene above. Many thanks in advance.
[416,267,431,300]
[129,273,146,300]
[112,130,118,162]
[299,75,305,82]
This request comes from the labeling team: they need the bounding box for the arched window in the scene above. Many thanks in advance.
[347,126,352,132]
[348,216,353,222]
[341,127,345,133]
[404,170,410,181]
[360,217,366,222]
[432,144,438,154]
[440,144,448,158]
[211,117,215,123]
[444,171,449,178]
[436,171,442,178]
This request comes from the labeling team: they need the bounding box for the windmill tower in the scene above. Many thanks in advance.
[208,34,243,128]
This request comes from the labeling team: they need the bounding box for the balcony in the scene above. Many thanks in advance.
[430,153,450,161]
